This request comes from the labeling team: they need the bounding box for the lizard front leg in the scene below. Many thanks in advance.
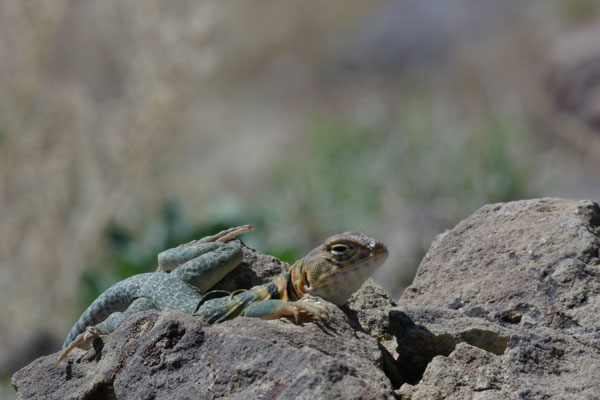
[241,299,328,323]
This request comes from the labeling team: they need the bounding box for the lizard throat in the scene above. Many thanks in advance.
[304,249,388,306]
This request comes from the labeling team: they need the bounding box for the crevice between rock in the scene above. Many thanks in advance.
[389,307,510,385]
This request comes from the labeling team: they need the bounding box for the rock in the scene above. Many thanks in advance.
[13,307,395,399]
[14,198,600,399]
[395,198,600,399]
[12,242,397,400]
[397,342,502,400]
[400,198,600,328]
[390,307,511,384]
[347,278,398,354]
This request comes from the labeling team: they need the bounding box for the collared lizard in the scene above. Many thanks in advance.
[58,225,388,363]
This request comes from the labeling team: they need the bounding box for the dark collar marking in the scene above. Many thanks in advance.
[266,281,280,300]
[284,272,296,301]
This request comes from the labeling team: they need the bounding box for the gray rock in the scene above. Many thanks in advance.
[14,198,600,399]
[12,243,396,400]
[390,306,511,384]
[395,198,600,399]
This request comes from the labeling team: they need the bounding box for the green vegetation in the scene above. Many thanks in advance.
[559,0,600,23]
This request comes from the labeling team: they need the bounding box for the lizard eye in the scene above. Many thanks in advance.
[330,244,350,256]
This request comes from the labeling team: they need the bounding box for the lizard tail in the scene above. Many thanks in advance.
[61,278,138,349]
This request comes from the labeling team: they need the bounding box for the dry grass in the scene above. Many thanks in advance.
[0,0,367,362]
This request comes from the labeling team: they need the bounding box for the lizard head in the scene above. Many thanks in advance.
[298,231,388,306]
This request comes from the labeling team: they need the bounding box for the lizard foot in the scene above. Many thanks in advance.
[171,225,254,249]
[276,299,329,323]
[211,225,254,243]
[294,297,329,322]
[56,326,103,365]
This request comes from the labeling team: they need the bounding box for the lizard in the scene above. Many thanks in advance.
[58,225,388,364]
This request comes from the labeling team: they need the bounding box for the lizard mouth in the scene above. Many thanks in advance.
[307,245,388,306]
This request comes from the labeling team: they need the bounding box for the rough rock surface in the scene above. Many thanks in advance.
[13,198,600,399]
[12,242,397,400]
[395,198,600,399]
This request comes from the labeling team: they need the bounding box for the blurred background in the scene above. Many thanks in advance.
[3,0,600,396]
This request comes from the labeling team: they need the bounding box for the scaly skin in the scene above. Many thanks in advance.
[58,226,388,364]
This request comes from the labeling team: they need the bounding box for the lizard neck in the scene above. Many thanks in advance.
[243,260,308,303]
[287,259,310,300]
